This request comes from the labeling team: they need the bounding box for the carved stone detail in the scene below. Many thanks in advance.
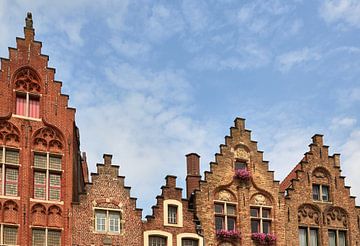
[254,194,266,205]
[13,67,41,93]
[33,126,63,152]
[217,190,235,202]
[298,204,321,225]
[233,148,250,161]
[0,121,20,146]
[325,207,348,228]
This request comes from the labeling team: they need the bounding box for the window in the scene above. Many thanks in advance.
[32,228,61,246]
[168,205,177,224]
[214,202,237,231]
[33,153,62,201]
[182,238,198,246]
[299,227,319,246]
[149,236,166,246]
[15,92,40,118]
[94,209,121,234]
[234,161,247,170]
[251,206,272,233]
[312,184,329,202]
[0,147,19,197]
[329,230,346,246]
[0,224,18,245]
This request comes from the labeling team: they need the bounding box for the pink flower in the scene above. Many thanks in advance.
[234,169,251,181]
[251,233,276,245]
[216,229,241,240]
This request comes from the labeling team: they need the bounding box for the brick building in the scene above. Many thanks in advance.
[0,13,359,246]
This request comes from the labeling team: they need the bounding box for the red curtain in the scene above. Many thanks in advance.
[16,97,26,116]
[29,98,40,118]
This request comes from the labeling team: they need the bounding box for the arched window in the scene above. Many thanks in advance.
[149,236,166,246]
[250,194,272,234]
[312,167,331,202]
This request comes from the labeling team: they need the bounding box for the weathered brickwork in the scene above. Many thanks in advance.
[1,13,359,246]
[72,154,143,246]
[280,135,360,246]
[0,13,83,245]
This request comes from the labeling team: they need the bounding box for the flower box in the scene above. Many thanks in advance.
[251,233,276,245]
[234,169,251,181]
[216,229,241,240]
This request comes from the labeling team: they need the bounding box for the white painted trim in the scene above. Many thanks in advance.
[176,233,203,246]
[163,199,183,227]
[144,230,172,246]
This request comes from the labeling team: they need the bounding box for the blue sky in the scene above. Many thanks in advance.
[1,0,360,216]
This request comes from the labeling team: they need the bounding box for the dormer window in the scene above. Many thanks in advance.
[168,205,178,224]
[15,92,40,118]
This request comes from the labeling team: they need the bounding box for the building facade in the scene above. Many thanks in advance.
[0,13,359,246]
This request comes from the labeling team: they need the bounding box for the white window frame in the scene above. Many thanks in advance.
[144,230,172,246]
[13,91,41,121]
[31,227,62,246]
[163,200,183,227]
[214,200,237,231]
[250,205,272,233]
[93,208,122,234]
[32,152,62,202]
[0,223,19,246]
[177,233,203,246]
[0,147,20,198]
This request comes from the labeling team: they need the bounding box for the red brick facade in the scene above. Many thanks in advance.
[1,14,359,246]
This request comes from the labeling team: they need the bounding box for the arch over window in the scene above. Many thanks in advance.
[177,233,203,246]
[3,200,18,224]
[298,203,321,226]
[32,126,64,153]
[48,205,62,228]
[312,167,331,202]
[12,67,41,93]
[312,167,331,183]
[31,203,46,226]
[144,230,172,246]
[163,199,183,227]
[250,193,273,234]
[0,121,20,147]
[324,206,348,228]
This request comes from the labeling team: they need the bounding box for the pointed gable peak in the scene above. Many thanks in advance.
[24,12,35,41]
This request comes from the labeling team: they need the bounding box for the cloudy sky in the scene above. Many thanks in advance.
[1,0,360,216]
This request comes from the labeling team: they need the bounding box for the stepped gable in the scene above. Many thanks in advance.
[193,117,286,246]
[143,174,203,245]
[72,154,143,246]
[283,134,360,245]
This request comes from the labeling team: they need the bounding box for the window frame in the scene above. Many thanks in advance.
[299,226,319,246]
[31,227,61,246]
[33,152,62,202]
[0,147,20,198]
[214,200,237,231]
[312,184,330,202]
[93,208,122,234]
[144,230,172,246]
[250,205,272,234]
[176,233,203,246]
[328,229,347,246]
[14,91,41,120]
[0,223,18,245]
[163,200,183,227]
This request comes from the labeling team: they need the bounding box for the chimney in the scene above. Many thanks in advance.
[186,153,201,199]
[103,154,112,165]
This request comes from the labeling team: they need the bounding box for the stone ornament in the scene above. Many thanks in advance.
[14,68,41,93]
[33,126,63,152]
[0,120,20,146]
[298,204,320,225]
[217,190,234,202]
[325,206,348,228]
[232,147,250,161]
[254,194,266,205]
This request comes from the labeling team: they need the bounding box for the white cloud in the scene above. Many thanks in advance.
[181,0,209,32]
[276,48,321,72]
[110,37,150,58]
[320,0,360,28]
[330,117,357,129]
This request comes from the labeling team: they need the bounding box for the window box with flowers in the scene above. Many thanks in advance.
[251,233,276,245]
[216,229,241,241]
[234,169,251,182]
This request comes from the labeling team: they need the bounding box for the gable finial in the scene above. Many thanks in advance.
[25,12,33,29]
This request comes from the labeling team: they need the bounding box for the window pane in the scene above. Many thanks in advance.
[182,239,198,246]
[339,231,346,246]
[262,209,270,218]
[227,204,236,215]
[16,95,26,116]
[5,168,18,196]
[49,174,61,201]
[310,229,318,246]
[47,230,61,246]
[149,236,166,246]
[29,97,40,118]
[0,149,3,162]
[251,220,260,233]
[3,226,17,245]
[34,172,46,199]
[263,221,271,234]
[215,216,224,230]
[227,217,236,230]
[299,228,307,246]
[96,211,106,231]
[5,149,19,164]
[49,156,62,170]
[251,208,259,217]
[215,204,224,214]
[235,161,246,170]
[322,186,329,201]
[34,154,47,169]
[328,230,336,246]
[109,211,120,232]
[32,229,45,246]
[312,185,320,200]
[168,205,177,224]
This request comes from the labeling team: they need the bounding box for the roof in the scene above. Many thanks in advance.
[279,163,302,192]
